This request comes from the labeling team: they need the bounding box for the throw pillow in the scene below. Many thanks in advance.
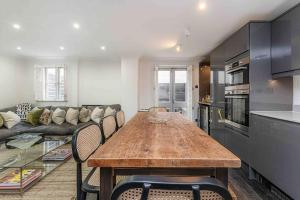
[104,106,116,117]
[16,103,32,120]
[66,108,79,125]
[91,107,103,123]
[0,114,3,128]
[0,111,21,129]
[26,107,44,126]
[52,108,66,125]
[39,109,53,125]
[79,107,91,123]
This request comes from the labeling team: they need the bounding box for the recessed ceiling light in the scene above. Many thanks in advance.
[176,45,181,52]
[198,1,207,10]
[100,45,106,51]
[12,24,21,30]
[59,46,65,50]
[16,46,22,50]
[73,23,80,29]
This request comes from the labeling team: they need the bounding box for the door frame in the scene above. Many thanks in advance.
[154,65,192,119]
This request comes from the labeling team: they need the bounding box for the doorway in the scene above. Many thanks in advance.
[156,68,188,116]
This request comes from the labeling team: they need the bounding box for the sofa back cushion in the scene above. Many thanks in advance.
[16,103,32,120]
[26,107,44,126]
[66,108,79,125]
[104,106,116,117]
[39,109,53,125]
[90,107,104,123]
[79,107,91,123]
[52,108,66,125]
[0,114,3,128]
[0,111,21,129]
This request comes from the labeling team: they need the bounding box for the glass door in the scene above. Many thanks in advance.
[157,68,187,115]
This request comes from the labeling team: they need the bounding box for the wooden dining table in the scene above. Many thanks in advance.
[88,112,241,199]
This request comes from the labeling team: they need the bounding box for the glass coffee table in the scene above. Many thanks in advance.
[0,134,72,194]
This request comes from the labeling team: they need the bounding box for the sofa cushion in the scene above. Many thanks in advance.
[104,106,116,117]
[27,123,73,135]
[16,103,32,120]
[91,107,103,123]
[66,108,79,125]
[79,107,91,123]
[0,111,21,129]
[0,114,3,128]
[52,108,66,125]
[26,107,44,126]
[0,121,34,141]
[39,109,53,125]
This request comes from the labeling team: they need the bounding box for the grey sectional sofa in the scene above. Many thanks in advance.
[0,104,121,142]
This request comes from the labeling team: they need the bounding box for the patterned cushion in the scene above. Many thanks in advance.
[66,108,79,125]
[52,108,66,125]
[79,107,91,123]
[0,111,21,129]
[39,109,53,125]
[91,107,103,123]
[16,103,32,120]
[104,106,116,117]
[0,114,3,128]
[26,107,44,126]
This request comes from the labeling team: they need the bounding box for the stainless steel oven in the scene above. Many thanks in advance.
[225,84,249,132]
[225,56,249,87]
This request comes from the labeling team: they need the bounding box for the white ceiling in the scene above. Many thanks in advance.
[0,0,299,59]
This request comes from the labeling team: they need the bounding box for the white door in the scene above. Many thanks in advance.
[157,68,188,116]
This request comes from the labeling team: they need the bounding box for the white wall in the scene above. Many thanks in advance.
[78,59,121,105]
[138,57,200,121]
[0,56,34,109]
[121,57,139,120]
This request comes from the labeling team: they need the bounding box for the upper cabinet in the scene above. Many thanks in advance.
[271,4,300,76]
[225,24,250,61]
[210,42,226,68]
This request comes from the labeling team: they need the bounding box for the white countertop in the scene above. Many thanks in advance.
[250,111,300,124]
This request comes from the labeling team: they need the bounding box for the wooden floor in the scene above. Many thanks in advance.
[0,159,284,200]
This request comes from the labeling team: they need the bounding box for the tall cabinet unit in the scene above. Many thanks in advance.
[210,22,293,164]
[209,43,226,146]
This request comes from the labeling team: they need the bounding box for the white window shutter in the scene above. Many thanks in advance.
[34,66,45,101]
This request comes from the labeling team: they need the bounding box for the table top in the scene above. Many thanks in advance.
[88,112,241,168]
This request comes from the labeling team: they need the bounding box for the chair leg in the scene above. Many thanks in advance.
[97,192,100,200]
[81,191,87,200]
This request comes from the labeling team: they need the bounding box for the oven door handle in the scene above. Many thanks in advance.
[225,95,248,99]
[226,66,247,74]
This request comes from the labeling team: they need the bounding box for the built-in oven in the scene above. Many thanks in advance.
[224,84,249,132]
[225,56,250,87]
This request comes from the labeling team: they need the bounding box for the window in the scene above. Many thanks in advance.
[34,65,67,101]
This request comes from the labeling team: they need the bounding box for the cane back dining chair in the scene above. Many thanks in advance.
[116,110,125,130]
[148,107,168,112]
[111,176,232,200]
[100,114,117,142]
[72,123,103,200]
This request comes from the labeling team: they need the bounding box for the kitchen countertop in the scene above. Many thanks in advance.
[251,111,300,124]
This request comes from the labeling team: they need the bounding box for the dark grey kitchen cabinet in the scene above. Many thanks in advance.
[225,23,250,61]
[250,114,300,199]
[210,42,225,67]
[209,106,226,146]
[271,4,300,76]
[210,43,226,108]
[225,126,249,163]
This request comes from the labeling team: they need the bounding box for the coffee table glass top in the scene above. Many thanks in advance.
[0,135,72,169]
